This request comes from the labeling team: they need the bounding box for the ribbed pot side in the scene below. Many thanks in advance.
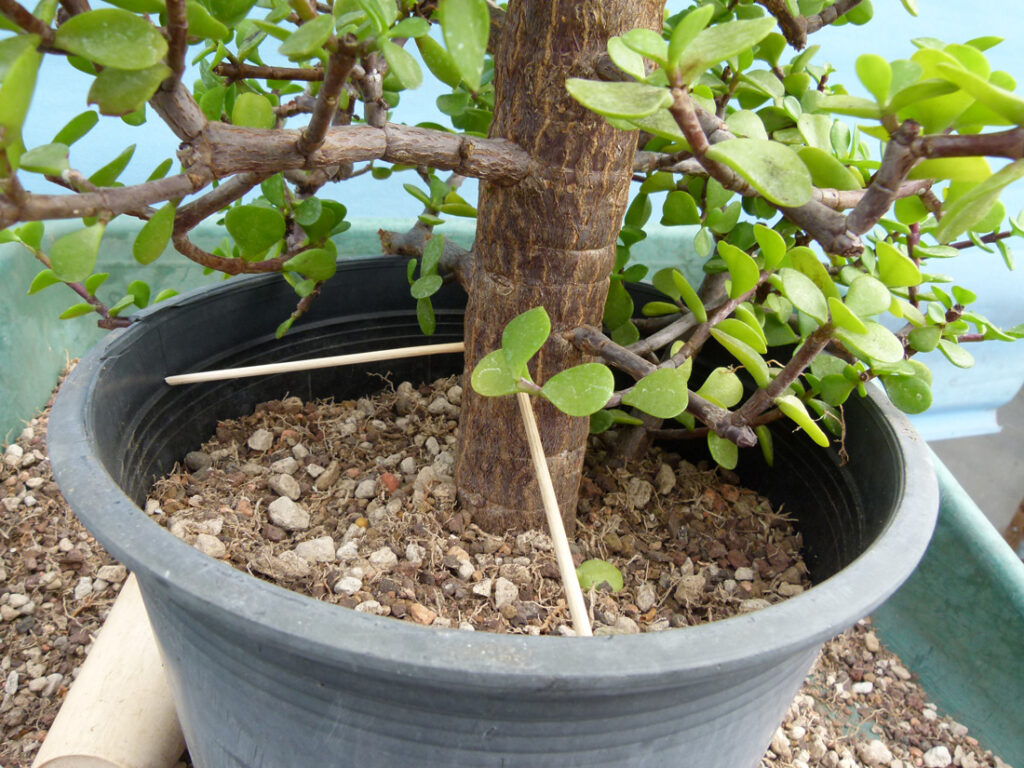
[49,262,938,768]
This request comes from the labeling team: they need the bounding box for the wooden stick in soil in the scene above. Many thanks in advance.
[165,342,466,385]
[31,574,185,768]
[515,392,594,637]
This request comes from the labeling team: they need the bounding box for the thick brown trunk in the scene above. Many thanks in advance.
[456,0,663,534]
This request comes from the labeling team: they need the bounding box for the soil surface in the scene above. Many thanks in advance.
[148,376,811,636]
[0,372,1014,768]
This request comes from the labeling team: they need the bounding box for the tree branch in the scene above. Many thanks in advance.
[214,63,326,82]
[164,0,188,80]
[297,36,359,155]
[0,172,210,228]
[173,171,265,230]
[846,121,921,235]
[184,122,531,183]
[151,80,206,142]
[0,0,54,43]
[805,0,863,35]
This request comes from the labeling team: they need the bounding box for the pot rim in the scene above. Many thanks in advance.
[49,264,939,692]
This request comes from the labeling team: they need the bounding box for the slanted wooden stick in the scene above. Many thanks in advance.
[165,341,466,385]
[516,392,594,637]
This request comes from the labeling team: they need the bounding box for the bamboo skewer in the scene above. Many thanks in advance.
[516,392,594,637]
[164,342,466,385]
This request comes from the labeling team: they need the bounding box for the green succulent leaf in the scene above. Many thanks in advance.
[541,364,614,417]
[667,4,716,71]
[132,202,176,265]
[621,28,669,67]
[835,321,906,364]
[576,559,623,593]
[607,36,646,81]
[937,338,975,368]
[705,139,813,207]
[59,302,97,320]
[416,297,436,336]
[0,37,42,153]
[827,296,867,334]
[696,367,744,408]
[774,394,830,447]
[284,248,337,282]
[844,274,891,317]
[779,267,828,324]
[50,224,105,283]
[52,110,99,146]
[622,367,690,419]
[19,143,69,175]
[225,205,285,256]
[88,63,172,116]
[279,14,334,60]
[934,160,1024,242]
[856,53,892,104]
[502,306,551,375]
[439,0,489,92]
[671,269,707,322]
[471,348,519,397]
[881,373,932,414]
[54,9,168,70]
[676,16,776,85]
[709,329,771,388]
[753,224,786,270]
[415,35,462,89]
[566,79,672,120]
[717,241,761,299]
[935,63,1024,125]
[707,432,738,470]
[381,40,422,90]
[232,92,276,129]
[27,268,61,295]
[714,318,767,354]
[876,241,922,288]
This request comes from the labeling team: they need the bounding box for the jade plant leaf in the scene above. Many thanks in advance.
[88,63,172,116]
[621,28,668,67]
[934,160,1024,242]
[471,348,518,396]
[844,274,891,317]
[439,0,489,92]
[52,110,98,146]
[621,367,690,418]
[382,40,422,90]
[875,241,922,287]
[607,37,645,81]
[774,395,830,446]
[676,17,776,84]
[779,268,828,324]
[502,306,550,375]
[279,14,334,60]
[284,248,338,282]
[753,224,786,270]
[50,224,105,283]
[881,373,932,414]
[576,559,623,592]
[707,432,738,470]
[541,364,614,417]
[54,9,168,70]
[835,321,906,364]
[132,202,176,265]
[705,139,813,207]
[718,241,760,299]
[667,4,715,72]
[225,205,285,256]
[19,143,69,175]
[696,367,743,408]
[709,329,771,387]
[566,80,673,120]
[232,92,276,129]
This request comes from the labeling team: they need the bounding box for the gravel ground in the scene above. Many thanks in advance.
[0,376,1014,768]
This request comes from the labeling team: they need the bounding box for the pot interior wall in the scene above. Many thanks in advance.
[90,261,900,584]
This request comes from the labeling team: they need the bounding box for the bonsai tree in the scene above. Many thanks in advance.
[1,0,1022,539]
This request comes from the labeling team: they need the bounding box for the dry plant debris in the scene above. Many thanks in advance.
[0,374,1014,768]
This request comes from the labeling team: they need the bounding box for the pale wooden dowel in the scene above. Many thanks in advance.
[32,574,185,768]
[165,342,466,385]
[516,392,593,637]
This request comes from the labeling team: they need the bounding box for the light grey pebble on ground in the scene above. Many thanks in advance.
[399,456,417,475]
[73,577,93,601]
[294,536,336,563]
[269,473,302,501]
[368,547,398,570]
[355,479,377,499]
[856,739,893,766]
[270,456,299,475]
[267,497,310,531]
[184,451,212,472]
[336,541,359,561]
[96,564,127,583]
[923,746,952,767]
[194,533,227,559]
[493,577,518,610]
[247,428,274,451]
[333,576,362,596]
[636,582,657,612]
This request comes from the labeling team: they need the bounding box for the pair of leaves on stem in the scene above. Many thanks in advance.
[471,307,693,422]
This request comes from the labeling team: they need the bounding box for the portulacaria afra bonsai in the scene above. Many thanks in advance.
[1,0,1022,535]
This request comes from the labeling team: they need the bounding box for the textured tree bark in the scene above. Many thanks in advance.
[456,0,663,534]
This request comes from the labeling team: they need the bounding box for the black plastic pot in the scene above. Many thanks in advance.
[49,259,938,768]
